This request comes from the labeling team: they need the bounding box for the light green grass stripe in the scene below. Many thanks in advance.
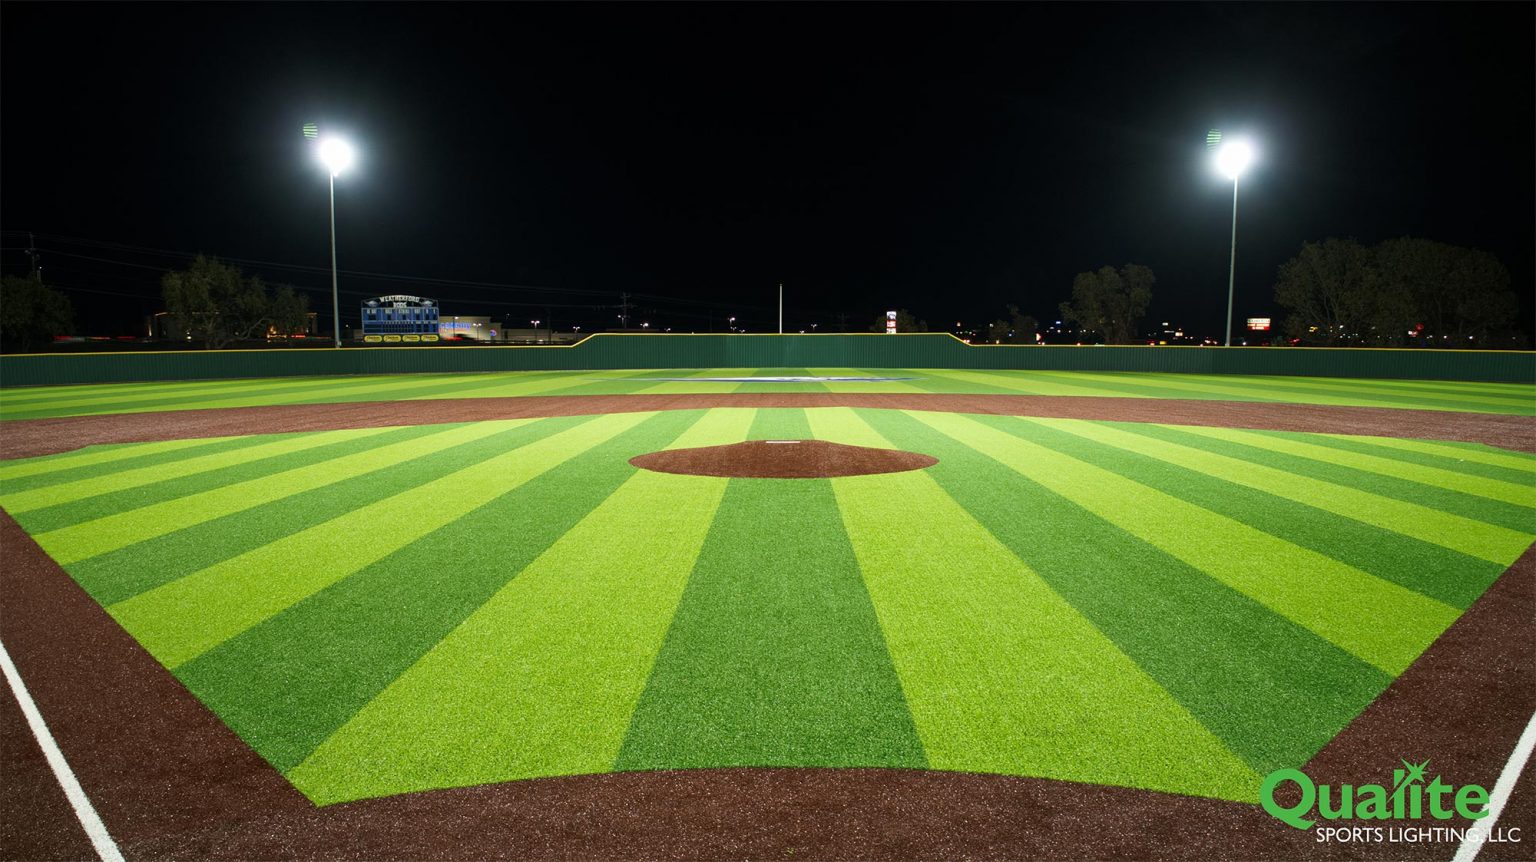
[1038,418,1530,565]
[1210,374,1536,408]
[1273,434,1536,487]
[1113,372,1536,412]
[807,408,1258,800]
[32,421,528,566]
[1,372,531,421]
[0,438,230,481]
[915,412,1459,675]
[1028,371,1502,413]
[0,375,368,408]
[0,429,390,514]
[1228,374,1536,404]
[286,466,731,805]
[174,409,707,775]
[1159,374,1534,414]
[1169,426,1536,507]
[402,370,653,400]
[631,368,748,395]
[0,373,461,417]
[928,369,1139,398]
[1325,435,1536,473]
[107,412,655,670]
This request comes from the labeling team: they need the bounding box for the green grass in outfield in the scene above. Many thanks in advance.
[2,368,1532,419]
[1,408,1532,806]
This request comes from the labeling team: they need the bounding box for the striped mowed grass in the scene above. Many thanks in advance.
[0,407,1532,806]
[1,369,1532,420]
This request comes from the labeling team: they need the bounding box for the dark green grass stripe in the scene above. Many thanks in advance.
[0,377,442,421]
[529,369,713,397]
[1120,374,1534,413]
[15,426,443,535]
[0,436,275,494]
[1235,375,1536,404]
[0,371,563,420]
[973,415,1505,609]
[1117,423,1536,534]
[617,409,924,770]
[1019,372,1310,404]
[171,409,705,774]
[859,408,1389,773]
[902,372,1024,395]
[62,417,596,605]
[1241,431,1536,486]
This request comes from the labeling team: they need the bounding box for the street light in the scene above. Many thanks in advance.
[317,137,354,348]
[1214,139,1254,347]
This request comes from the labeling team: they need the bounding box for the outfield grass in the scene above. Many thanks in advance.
[1,368,1531,420]
[2,406,1531,806]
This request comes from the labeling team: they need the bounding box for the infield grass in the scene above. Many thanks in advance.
[1,405,1531,806]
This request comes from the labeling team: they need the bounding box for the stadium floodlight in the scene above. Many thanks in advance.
[1214,138,1255,346]
[316,136,355,348]
[318,137,354,176]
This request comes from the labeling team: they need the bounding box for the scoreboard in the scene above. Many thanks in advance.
[362,295,440,335]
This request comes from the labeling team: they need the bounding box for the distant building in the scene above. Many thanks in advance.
[362,295,440,335]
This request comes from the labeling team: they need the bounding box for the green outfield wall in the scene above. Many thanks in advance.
[1,334,1532,386]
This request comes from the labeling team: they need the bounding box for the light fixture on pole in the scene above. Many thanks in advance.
[1213,137,1254,347]
[317,137,354,348]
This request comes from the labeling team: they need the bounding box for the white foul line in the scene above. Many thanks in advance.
[0,637,125,862]
[1453,707,1536,862]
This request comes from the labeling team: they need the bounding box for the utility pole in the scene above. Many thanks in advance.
[778,283,783,334]
[619,292,633,330]
[26,232,41,282]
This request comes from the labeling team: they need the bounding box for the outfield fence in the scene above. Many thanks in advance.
[1,334,1532,386]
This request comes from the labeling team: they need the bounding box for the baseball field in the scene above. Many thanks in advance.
[1,366,1533,860]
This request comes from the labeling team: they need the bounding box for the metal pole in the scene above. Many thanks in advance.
[778,283,783,334]
[1224,175,1239,348]
[330,172,341,349]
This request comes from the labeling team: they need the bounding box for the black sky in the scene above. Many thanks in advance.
[3,2,1532,338]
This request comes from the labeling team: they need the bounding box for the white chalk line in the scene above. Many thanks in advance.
[1452,707,1536,862]
[0,637,125,862]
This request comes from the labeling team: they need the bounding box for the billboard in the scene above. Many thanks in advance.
[886,310,897,334]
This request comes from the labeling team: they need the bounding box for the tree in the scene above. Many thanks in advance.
[1274,237,1518,347]
[0,276,74,352]
[1007,304,1039,344]
[1374,238,1517,345]
[162,255,289,348]
[1273,238,1377,346]
[985,306,1039,344]
[869,309,928,333]
[268,284,312,339]
[1058,264,1153,344]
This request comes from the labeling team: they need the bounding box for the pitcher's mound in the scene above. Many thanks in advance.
[630,439,937,479]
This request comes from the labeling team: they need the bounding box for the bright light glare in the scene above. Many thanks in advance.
[1215,140,1254,180]
[318,137,354,175]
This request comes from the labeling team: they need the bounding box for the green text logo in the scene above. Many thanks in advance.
[1261,760,1490,830]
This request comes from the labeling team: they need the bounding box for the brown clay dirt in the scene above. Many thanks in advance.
[1,391,1533,860]
[630,439,937,478]
[2,393,1533,459]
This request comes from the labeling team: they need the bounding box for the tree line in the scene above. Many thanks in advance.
[1273,237,1520,347]
[160,255,312,348]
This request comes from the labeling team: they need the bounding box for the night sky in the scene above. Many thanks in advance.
[3,2,1532,338]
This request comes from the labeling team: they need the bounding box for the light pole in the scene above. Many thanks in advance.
[1214,139,1253,347]
[317,137,354,348]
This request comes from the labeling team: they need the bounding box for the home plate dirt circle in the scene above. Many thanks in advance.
[629,439,938,478]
